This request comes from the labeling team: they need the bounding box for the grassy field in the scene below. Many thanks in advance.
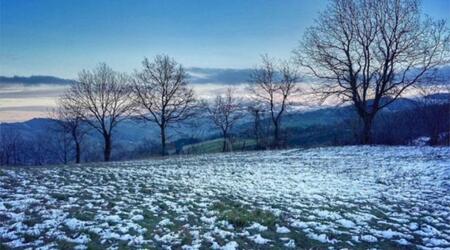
[1,146,449,249]
[181,138,256,154]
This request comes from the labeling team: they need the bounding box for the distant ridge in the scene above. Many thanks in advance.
[0,75,76,85]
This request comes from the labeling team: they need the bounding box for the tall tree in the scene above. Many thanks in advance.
[65,63,134,161]
[249,55,299,148]
[295,0,450,144]
[53,99,89,164]
[205,88,244,152]
[132,55,197,156]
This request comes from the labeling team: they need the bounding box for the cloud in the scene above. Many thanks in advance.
[187,67,253,84]
[0,84,65,122]
[0,75,75,85]
[0,105,51,112]
[0,68,253,86]
[0,84,68,99]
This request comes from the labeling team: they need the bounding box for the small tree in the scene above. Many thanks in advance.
[30,131,57,166]
[414,84,450,145]
[51,126,71,164]
[64,63,134,161]
[132,55,197,156]
[53,99,89,164]
[205,88,244,152]
[247,102,272,149]
[249,55,299,148]
[295,0,450,144]
[0,126,25,166]
[247,104,263,149]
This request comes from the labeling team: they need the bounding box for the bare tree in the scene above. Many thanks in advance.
[414,84,450,145]
[205,88,244,152]
[132,55,197,156]
[53,98,89,164]
[247,102,272,149]
[249,55,299,148]
[64,63,134,161]
[52,127,71,164]
[30,131,57,166]
[295,0,450,144]
[0,126,25,166]
[247,104,263,149]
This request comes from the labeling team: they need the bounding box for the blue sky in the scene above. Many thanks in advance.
[1,0,449,78]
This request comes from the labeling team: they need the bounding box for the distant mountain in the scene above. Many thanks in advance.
[0,75,76,85]
[4,93,448,142]
[1,93,448,165]
[422,65,450,85]
[424,93,450,101]
[1,115,217,151]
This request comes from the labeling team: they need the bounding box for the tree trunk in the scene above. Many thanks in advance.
[222,132,228,152]
[361,115,374,145]
[63,149,68,165]
[103,134,112,161]
[273,122,280,148]
[161,126,166,156]
[254,111,261,149]
[429,122,440,146]
[75,141,81,164]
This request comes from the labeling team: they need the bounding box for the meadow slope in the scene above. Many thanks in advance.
[1,146,449,249]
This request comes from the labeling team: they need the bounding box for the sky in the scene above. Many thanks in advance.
[0,0,325,78]
[1,0,448,78]
[0,0,449,122]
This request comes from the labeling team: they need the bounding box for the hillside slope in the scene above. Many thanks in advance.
[1,146,449,249]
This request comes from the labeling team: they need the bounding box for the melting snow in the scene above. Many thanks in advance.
[0,146,449,249]
[248,234,271,244]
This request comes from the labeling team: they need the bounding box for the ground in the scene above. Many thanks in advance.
[0,146,449,249]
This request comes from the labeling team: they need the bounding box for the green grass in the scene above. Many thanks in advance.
[211,200,278,228]
[183,138,256,154]
[56,240,77,249]
[74,211,96,221]
[86,232,103,250]
[0,243,8,250]
[23,217,41,227]
[23,233,40,244]
[138,210,160,240]
[51,192,70,201]
[210,200,340,249]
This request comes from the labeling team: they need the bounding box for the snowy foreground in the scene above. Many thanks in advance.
[1,146,450,249]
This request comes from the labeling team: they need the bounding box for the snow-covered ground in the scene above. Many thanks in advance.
[1,146,449,249]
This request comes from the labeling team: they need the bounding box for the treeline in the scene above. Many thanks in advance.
[54,54,300,162]
[0,99,448,166]
[1,0,449,166]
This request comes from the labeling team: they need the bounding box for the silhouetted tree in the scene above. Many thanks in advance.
[132,55,197,156]
[30,131,57,166]
[414,84,450,145]
[249,55,299,148]
[0,126,25,166]
[205,88,244,152]
[53,99,89,163]
[53,128,71,164]
[247,103,272,149]
[65,63,134,161]
[295,0,450,144]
